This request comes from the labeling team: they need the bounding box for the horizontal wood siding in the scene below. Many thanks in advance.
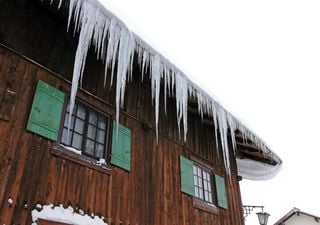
[0,1,245,225]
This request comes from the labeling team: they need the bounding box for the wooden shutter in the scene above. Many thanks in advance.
[180,156,195,196]
[215,175,228,209]
[111,120,131,171]
[26,80,65,141]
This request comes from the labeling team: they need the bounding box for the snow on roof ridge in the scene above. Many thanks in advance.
[57,0,281,178]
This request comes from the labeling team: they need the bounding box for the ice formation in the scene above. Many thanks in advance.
[31,204,107,225]
[53,0,281,178]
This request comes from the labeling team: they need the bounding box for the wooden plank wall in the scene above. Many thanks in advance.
[0,1,245,225]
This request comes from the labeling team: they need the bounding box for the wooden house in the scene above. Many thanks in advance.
[0,0,282,224]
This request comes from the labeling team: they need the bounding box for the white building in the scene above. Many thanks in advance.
[274,208,320,225]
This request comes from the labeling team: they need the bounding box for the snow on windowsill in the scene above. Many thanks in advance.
[51,146,111,174]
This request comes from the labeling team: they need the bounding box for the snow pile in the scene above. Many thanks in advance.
[51,0,281,178]
[31,204,107,225]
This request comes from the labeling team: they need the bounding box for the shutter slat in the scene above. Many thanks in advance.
[27,80,64,141]
[111,120,131,171]
[215,175,228,209]
[180,156,195,196]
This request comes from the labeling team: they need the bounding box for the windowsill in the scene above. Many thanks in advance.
[193,198,219,215]
[51,145,112,175]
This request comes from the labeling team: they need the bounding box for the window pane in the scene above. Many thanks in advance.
[75,119,85,134]
[205,191,209,202]
[198,177,202,187]
[96,143,104,158]
[97,129,105,143]
[193,166,197,175]
[61,128,71,145]
[194,175,198,186]
[197,168,201,177]
[64,113,75,128]
[195,186,199,198]
[89,112,97,125]
[87,124,96,139]
[77,105,86,119]
[208,182,212,191]
[98,116,106,129]
[209,193,213,203]
[72,133,82,149]
[85,139,95,155]
[204,180,208,191]
[199,189,203,199]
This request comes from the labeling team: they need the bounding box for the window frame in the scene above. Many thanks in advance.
[52,96,112,173]
[190,156,219,214]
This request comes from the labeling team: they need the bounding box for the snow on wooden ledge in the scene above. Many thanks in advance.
[31,204,107,225]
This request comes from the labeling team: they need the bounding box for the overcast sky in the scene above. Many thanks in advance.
[99,0,320,224]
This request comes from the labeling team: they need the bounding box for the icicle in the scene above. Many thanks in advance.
[150,55,161,142]
[163,66,168,114]
[61,0,281,179]
[217,106,231,175]
[69,2,96,136]
[115,27,135,123]
[211,101,220,157]
[175,73,188,141]
[197,91,204,120]
[106,19,121,87]
[58,0,62,9]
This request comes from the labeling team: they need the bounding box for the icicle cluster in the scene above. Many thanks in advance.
[56,0,281,177]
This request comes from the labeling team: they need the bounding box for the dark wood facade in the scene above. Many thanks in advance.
[0,1,245,224]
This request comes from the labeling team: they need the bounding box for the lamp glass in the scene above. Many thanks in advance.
[256,212,270,225]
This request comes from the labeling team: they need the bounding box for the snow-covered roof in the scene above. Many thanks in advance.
[52,0,282,180]
[274,208,320,225]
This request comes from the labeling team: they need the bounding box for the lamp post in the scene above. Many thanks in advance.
[242,205,270,225]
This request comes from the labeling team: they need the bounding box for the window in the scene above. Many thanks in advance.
[60,100,109,160]
[27,80,132,172]
[193,163,214,204]
[180,155,228,213]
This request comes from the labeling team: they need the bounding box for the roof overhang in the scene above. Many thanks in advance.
[35,0,282,179]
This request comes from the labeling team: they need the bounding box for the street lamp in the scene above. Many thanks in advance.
[242,205,270,225]
[256,211,270,225]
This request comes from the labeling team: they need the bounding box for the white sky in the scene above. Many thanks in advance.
[99,0,320,224]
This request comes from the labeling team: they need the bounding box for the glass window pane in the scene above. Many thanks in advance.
[64,113,75,128]
[208,182,212,191]
[72,133,82,150]
[199,189,203,200]
[97,129,105,143]
[194,175,198,186]
[61,128,71,145]
[209,193,213,203]
[198,177,202,187]
[195,186,199,198]
[85,139,95,155]
[98,116,106,129]
[89,112,97,125]
[96,143,104,158]
[193,166,197,175]
[87,124,96,139]
[197,168,201,177]
[204,180,208,191]
[205,191,209,202]
[75,119,85,134]
[77,105,86,119]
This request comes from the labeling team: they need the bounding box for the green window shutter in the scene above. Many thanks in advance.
[215,175,228,209]
[27,80,65,141]
[111,120,131,171]
[180,156,195,196]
